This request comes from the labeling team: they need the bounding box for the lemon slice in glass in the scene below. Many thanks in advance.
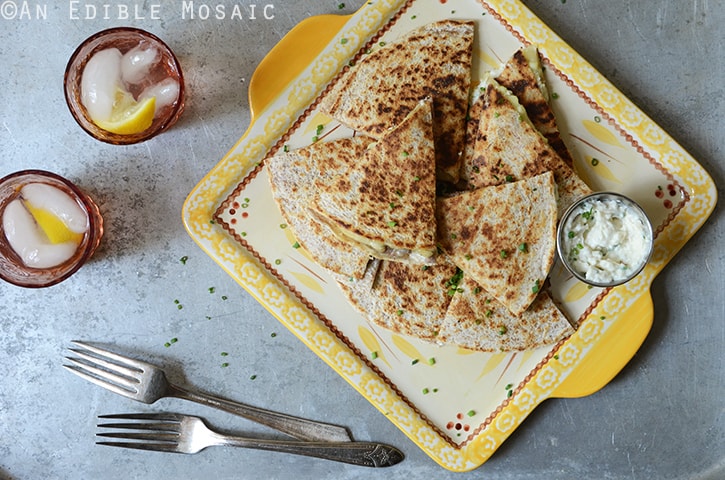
[25,204,84,245]
[94,88,156,135]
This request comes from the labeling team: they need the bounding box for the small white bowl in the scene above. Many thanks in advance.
[557,192,653,288]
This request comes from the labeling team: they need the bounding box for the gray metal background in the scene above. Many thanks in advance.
[1,1,722,478]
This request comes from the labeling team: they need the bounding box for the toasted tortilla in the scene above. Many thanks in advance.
[495,46,574,167]
[436,171,558,316]
[337,259,458,341]
[463,78,591,217]
[308,99,438,265]
[266,136,373,279]
[318,20,474,183]
[440,274,575,352]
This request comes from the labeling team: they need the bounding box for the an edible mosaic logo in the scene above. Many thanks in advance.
[1,1,276,20]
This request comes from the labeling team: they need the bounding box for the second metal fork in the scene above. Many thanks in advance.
[97,413,403,467]
[64,341,352,442]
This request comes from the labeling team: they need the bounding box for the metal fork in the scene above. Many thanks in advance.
[64,341,351,442]
[97,413,403,467]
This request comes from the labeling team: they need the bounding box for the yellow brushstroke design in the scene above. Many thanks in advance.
[582,119,622,148]
[518,350,536,368]
[290,271,325,295]
[358,325,390,368]
[564,281,593,303]
[479,50,500,70]
[391,335,423,361]
[585,156,621,184]
[283,228,315,261]
[303,112,333,135]
[477,352,508,380]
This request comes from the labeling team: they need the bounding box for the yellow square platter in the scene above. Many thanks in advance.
[183,0,717,471]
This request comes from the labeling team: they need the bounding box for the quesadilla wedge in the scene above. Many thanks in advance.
[308,99,438,265]
[436,171,558,316]
[318,20,474,183]
[337,258,458,341]
[463,78,591,217]
[266,136,374,279]
[495,46,574,167]
[440,274,575,352]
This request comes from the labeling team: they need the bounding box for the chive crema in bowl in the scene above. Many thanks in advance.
[556,192,653,288]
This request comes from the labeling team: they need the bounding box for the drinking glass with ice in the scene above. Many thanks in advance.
[65,28,185,144]
[0,170,103,288]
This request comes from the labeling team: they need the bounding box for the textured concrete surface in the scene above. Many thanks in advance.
[0,1,722,479]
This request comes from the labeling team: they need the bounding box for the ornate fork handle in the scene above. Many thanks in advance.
[167,383,352,443]
[210,434,404,467]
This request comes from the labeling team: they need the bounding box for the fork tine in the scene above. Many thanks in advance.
[97,421,179,432]
[97,431,179,442]
[97,412,182,453]
[62,364,138,399]
[70,341,147,369]
[99,413,184,421]
[63,358,139,391]
[96,441,180,453]
[64,355,140,386]
[68,348,142,377]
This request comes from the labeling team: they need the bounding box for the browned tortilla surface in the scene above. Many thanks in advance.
[309,99,437,264]
[319,20,474,183]
[441,274,574,352]
[436,172,558,316]
[495,47,574,167]
[266,137,373,279]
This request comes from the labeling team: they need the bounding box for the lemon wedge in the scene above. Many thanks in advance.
[94,88,156,135]
[25,204,83,245]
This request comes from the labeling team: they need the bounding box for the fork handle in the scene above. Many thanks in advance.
[167,383,353,443]
[216,436,404,467]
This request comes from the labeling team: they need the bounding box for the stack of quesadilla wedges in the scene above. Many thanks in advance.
[308,98,438,266]
[439,274,574,352]
[318,19,474,184]
[265,22,590,353]
[495,46,575,168]
[337,258,458,342]
[266,136,374,279]
[465,77,591,218]
[436,172,559,316]
[460,66,591,217]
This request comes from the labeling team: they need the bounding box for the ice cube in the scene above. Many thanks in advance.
[139,78,180,115]
[121,44,161,85]
[81,48,122,122]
